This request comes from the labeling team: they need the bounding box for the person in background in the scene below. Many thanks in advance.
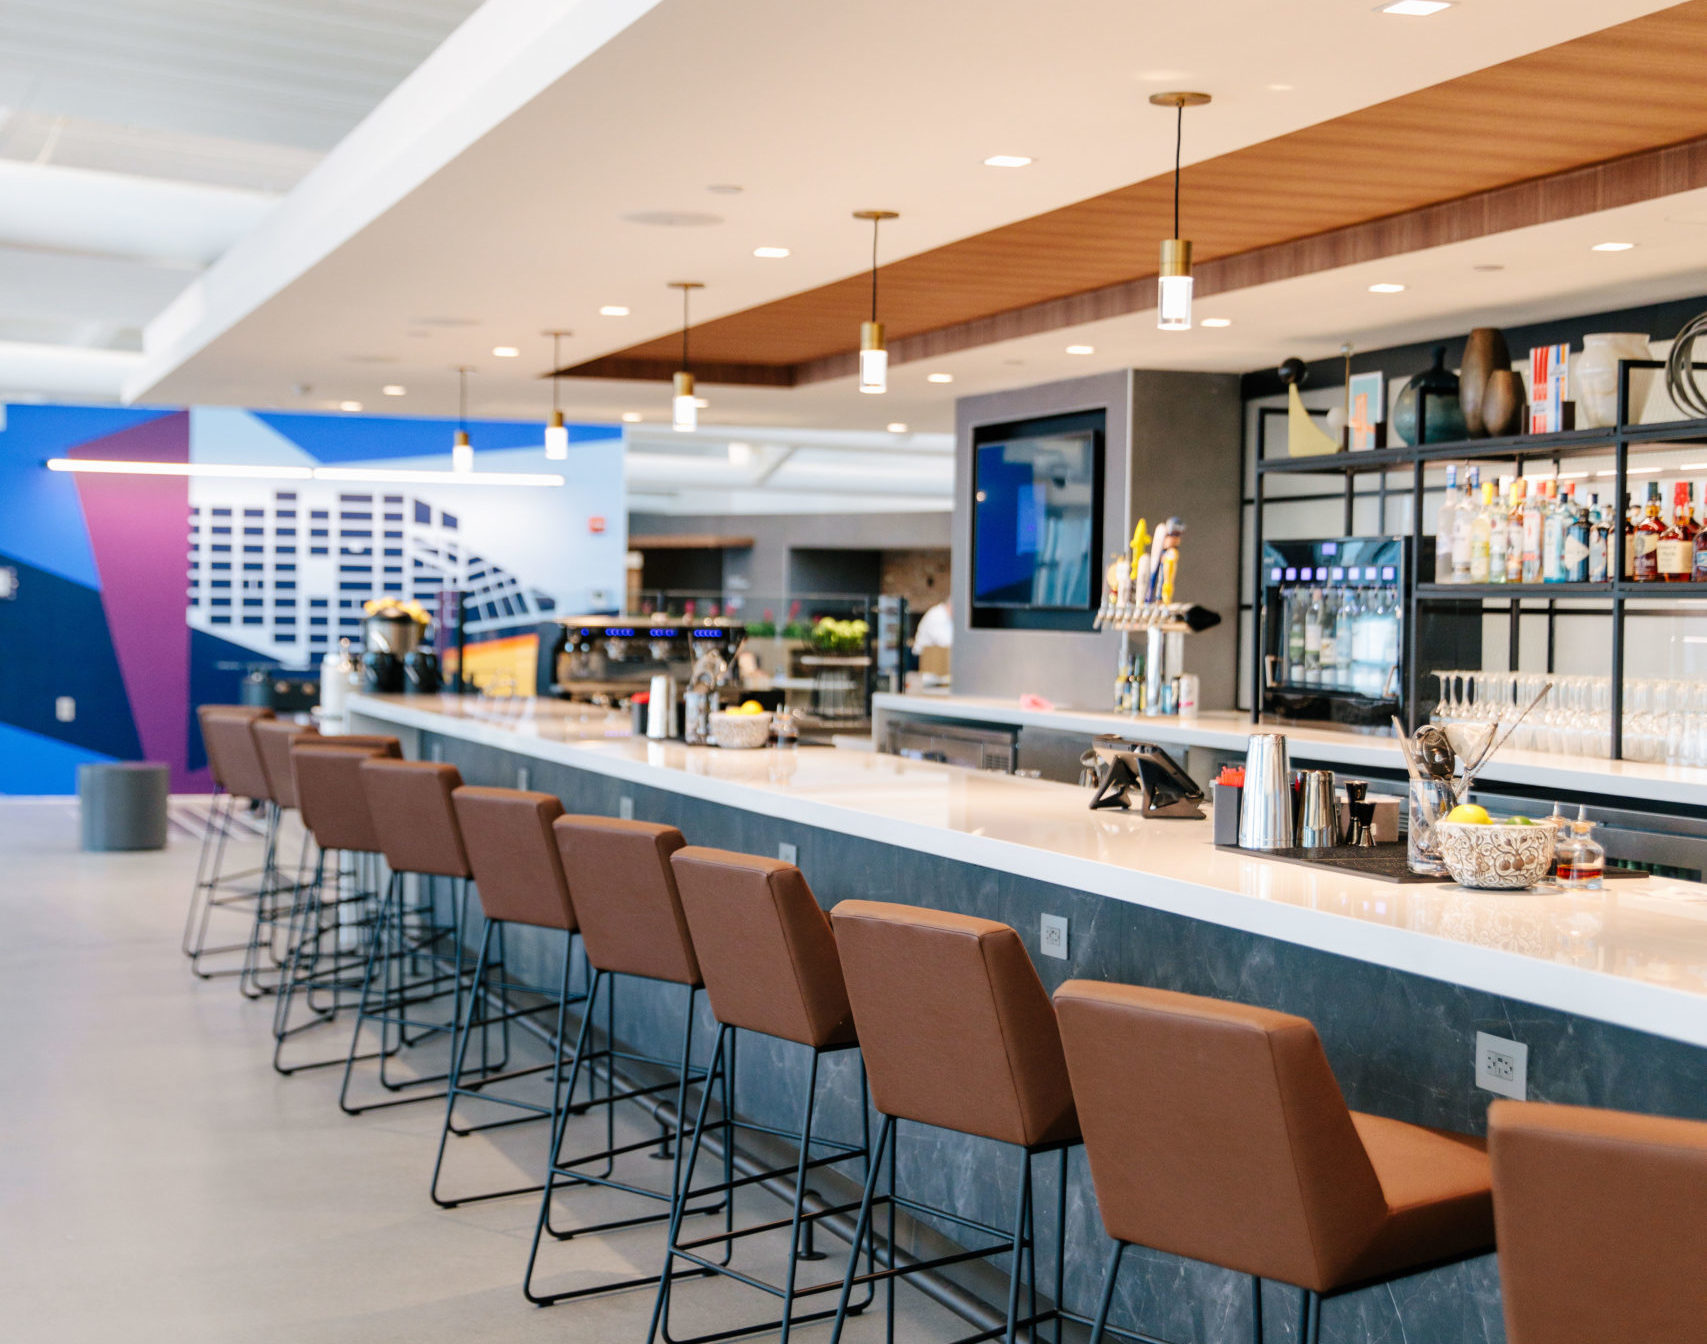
[911,598,952,686]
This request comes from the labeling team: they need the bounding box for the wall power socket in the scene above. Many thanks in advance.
[1040,913,1069,960]
[1475,1031,1528,1100]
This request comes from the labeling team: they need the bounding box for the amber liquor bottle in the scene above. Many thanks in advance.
[1658,482,1696,582]
[1632,481,1665,582]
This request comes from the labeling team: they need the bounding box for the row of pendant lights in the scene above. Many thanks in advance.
[458,91,1211,463]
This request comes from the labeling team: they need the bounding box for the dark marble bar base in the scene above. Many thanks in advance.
[428,730,1707,1344]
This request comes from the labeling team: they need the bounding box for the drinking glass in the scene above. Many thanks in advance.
[1407,778,1453,877]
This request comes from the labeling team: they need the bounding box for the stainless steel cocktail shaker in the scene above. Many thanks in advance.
[1237,733,1294,850]
[1298,770,1337,848]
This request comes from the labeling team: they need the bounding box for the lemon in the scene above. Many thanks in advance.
[739,700,764,715]
[1446,803,1491,825]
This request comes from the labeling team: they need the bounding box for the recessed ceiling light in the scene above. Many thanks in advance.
[1266,83,1295,92]
[1066,344,1095,355]
[381,385,406,396]
[620,412,643,423]
[338,400,362,412]
[753,246,791,258]
[927,372,955,383]
[622,210,724,228]
[1368,282,1406,293]
[492,346,520,357]
[1200,318,1232,328]
[1592,241,1635,252]
[886,422,909,434]
[983,155,1033,168]
[599,305,630,317]
[1380,0,1451,14]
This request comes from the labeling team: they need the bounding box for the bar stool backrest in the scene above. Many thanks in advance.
[451,786,576,931]
[671,846,854,1049]
[251,719,319,810]
[553,815,698,986]
[829,900,1076,1149]
[361,758,471,879]
[1053,979,1387,1290]
[291,739,400,853]
[198,705,274,799]
[1490,1099,1707,1344]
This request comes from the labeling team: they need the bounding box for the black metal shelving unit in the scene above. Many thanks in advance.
[1250,359,1707,758]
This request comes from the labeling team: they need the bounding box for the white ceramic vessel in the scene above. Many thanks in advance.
[1436,821,1556,890]
[1574,333,1651,428]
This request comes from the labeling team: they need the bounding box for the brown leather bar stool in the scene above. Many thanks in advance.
[274,736,401,1075]
[433,785,588,1209]
[826,901,1080,1344]
[1489,1099,1707,1344]
[1052,981,1495,1344]
[184,705,275,977]
[240,717,322,996]
[523,814,719,1308]
[647,847,870,1344]
[335,758,491,1115]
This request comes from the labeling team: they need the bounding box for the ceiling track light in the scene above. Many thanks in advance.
[544,329,570,459]
[669,281,704,432]
[453,365,474,473]
[853,209,899,393]
[1150,91,1210,332]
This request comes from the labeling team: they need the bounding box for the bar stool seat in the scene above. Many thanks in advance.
[240,718,321,995]
[826,900,1080,1344]
[648,847,870,1344]
[184,705,275,978]
[1490,1099,1707,1344]
[1053,979,1494,1344]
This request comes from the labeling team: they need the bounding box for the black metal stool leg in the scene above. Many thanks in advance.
[829,1114,894,1344]
[1088,1241,1126,1344]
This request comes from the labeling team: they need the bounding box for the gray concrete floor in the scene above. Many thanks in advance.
[0,799,965,1344]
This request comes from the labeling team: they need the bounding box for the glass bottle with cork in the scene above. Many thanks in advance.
[1554,805,1606,889]
[1659,481,1698,583]
[1632,481,1665,582]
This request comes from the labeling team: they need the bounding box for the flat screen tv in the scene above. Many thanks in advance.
[970,409,1105,631]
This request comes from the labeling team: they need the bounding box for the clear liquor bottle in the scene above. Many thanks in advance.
[1434,465,1459,583]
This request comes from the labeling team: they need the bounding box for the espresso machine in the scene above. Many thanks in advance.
[535,617,748,702]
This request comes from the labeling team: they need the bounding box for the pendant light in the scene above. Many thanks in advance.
[853,209,898,393]
[669,281,703,432]
[543,330,570,459]
[452,365,474,472]
[1149,91,1210,332]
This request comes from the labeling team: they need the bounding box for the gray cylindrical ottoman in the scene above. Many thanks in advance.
[78,762,170,852]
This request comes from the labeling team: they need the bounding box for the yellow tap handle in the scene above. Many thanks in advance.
[1129,521,1149,579]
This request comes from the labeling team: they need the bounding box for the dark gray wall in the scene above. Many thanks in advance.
[952,369,1242,710]
[630,511,952,606]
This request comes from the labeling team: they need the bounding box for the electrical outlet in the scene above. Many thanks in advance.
[1040,913,1069,960]
[1475,1031,1528,1100]
[54,696,75,723]
[516,767,530,791]
[619,796,634,820]
[777,842,798,865]
[428,741,443,762]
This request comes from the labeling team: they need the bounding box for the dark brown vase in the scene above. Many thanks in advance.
[1482,368,1524,437]
[1459,327,1511,438]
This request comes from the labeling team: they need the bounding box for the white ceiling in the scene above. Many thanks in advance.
[124,0,1676,418]
[0,0,481,377]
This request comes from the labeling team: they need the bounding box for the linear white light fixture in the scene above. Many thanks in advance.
[46,460,563,487]
[983,155,1033,168]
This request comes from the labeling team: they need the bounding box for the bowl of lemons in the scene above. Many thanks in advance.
[1435,804,1556,890]
[710,702,773,750]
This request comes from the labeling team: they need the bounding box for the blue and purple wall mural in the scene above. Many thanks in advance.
[0,403,624,794]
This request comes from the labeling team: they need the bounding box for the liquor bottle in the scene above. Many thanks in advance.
[1542,479,1566,582]
[1303,586,1323,683]
[1587,494,1609,584]
[1469,482,1494,583]
[1520,477,1546,582]
[1632,481,1665,582]
[1317,587,1340,688]
[1564,492,1591,582]
[1334,584,1357,684]
[1115,650,1132,712]
[1286,587,1306,681]
[1660,481,1697,583]
[1434,465,1459,583]
[1451,467,1479,582]
[1623,493,1637,579]
[1487,478,1510,584]
[1504,479,1527,584]
[1555,805,1606,889]
[1695,481,1707,581]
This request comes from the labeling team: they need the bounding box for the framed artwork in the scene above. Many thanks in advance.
[1347,370,1385,451]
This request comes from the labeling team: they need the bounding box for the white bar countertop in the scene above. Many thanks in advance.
[873,692,1707,809]
[347,693,1707,1049]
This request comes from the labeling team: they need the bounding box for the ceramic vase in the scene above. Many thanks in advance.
[1575,333,1651,428]
[1392,346,1467,445]
[1481,369,1524,437]
[1458,327,1511,438]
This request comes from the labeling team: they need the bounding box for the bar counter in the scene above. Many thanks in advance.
[346,691,1707,1343]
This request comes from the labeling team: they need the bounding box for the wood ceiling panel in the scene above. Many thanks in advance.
[566,1,1707,383]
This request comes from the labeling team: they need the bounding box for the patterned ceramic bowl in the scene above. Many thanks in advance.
[709,710,772,750]
[1436,821,1556,890]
